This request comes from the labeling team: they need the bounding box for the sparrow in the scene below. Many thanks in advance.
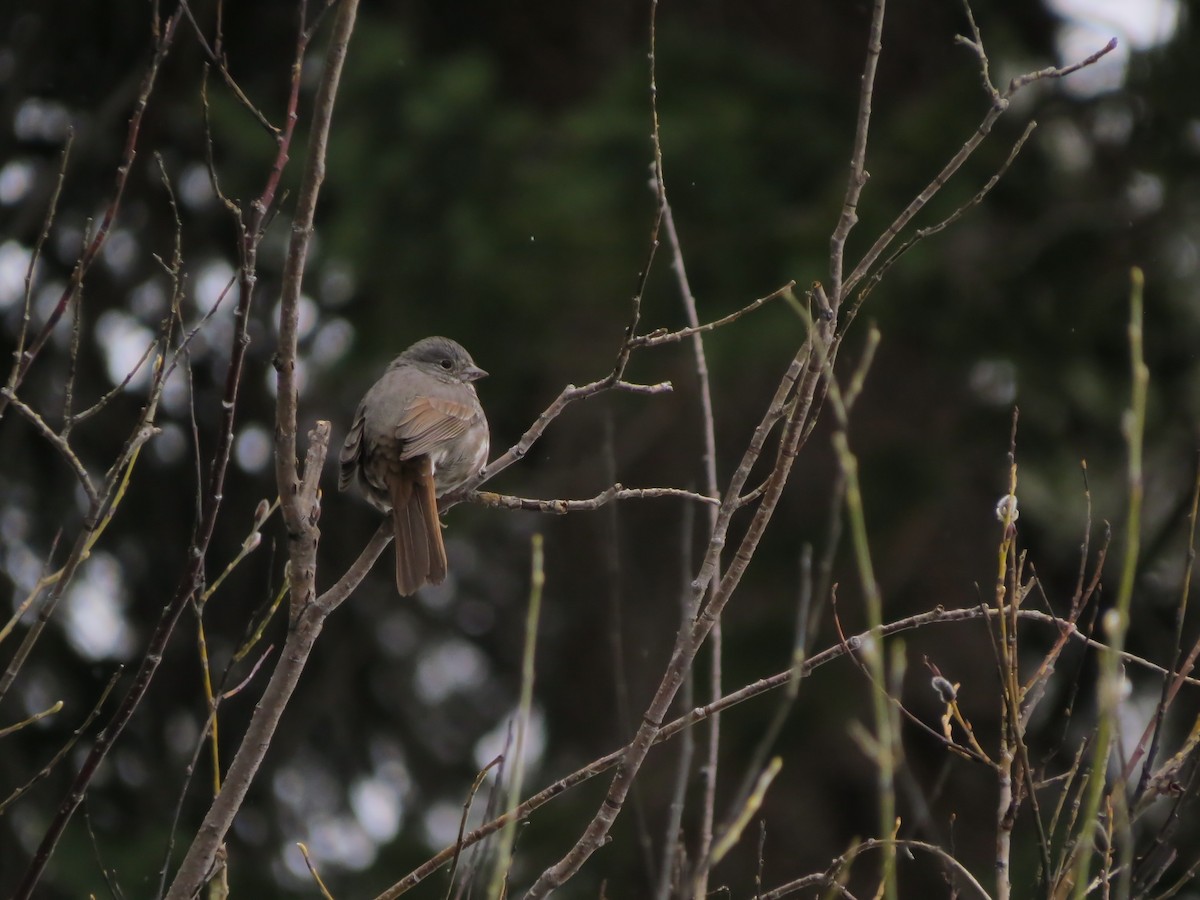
[339,336,489,595]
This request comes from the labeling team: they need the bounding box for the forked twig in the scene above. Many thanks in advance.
[0,9,184,419]
[377,603,1181,898]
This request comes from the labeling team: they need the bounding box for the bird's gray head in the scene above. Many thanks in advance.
[396,336,487,382]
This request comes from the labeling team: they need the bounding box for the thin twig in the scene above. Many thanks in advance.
[828,0,886,313]
[487,535,545,897]
[378,601,1166,898]
[651,46,725,885]
[759,839,992,900]
[0,670,121,814]
[524,331,819,896]
[14,3,317,894]
[0,9,184,418]
[845,119,1038,321]
[599,415,657,884]
[1128,457,1200,788]
[0,418,158,706]
[840,35,1117,301]
[821,313,898,898]
[176,0,280,138]
[446,756,503,898]
[655,502,699,900]
[438,379,674,516]
[0,388,98,506]
[1071,267,1147,899]
[11,131,73,386]
[297,843,337,900]
[628,282,795,349]
[469,486,718,513]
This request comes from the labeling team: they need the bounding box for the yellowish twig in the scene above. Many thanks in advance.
[1071,268,1146,899]
[297,843,336,900]
[487,534,545,899]
[707,757,781,872]
[0,700,63,739]
[232,572,290,664]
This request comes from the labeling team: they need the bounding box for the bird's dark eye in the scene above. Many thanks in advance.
[439,359,453,370]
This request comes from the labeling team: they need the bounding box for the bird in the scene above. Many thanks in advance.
[339,336,490,595]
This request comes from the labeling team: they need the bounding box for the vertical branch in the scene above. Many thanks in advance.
[0,10,183,418]
[12,132,73,384]
[649,0,724,888]
[1071,267,1147,899]
[828,0,886,312]
[165,0,363,893]
[601,415,657,880]
[665,190,724,900]
[276,0,330,528]
[487,535,545,897]
[993,447,1020,900]
[656,503,698,900]
[525,330,821,897]
[1128,457,1200,789]
[829,413,896,900]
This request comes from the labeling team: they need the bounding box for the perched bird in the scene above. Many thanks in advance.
[339,336,490,595]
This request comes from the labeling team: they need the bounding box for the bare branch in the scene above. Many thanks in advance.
[442,379,673,506]
[841,35,1117,301]
[759,838,993,900]
[163,0,361,882]
[0,8,184,419]
[525,322,823,894]
[11,132,73,382]
[650,5,727,875]
[176,0,282,138]
[0,670,121,814]
[12,1,328,891]
[1007,38,1118,93]
[828,0,886,312]
[845,119,1037,321]
[0,388,98,506]
[1129,457,1200,787]
[628,281,795,349]
[468,485,718,514]
[379,603,1187,897]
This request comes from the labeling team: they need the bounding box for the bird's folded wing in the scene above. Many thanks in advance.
[338,403,367,491]
[396,395,476,460]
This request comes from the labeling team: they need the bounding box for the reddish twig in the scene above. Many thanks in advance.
[164,0,362,891]
[0,9,183,419]
[12,4,316,894]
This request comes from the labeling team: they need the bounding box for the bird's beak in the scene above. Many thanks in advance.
[464,365,488,382]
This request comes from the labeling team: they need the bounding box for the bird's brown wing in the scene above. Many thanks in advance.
[395,395,478,460]
[338,401,368,492]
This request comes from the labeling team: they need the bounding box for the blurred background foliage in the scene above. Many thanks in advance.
[1,0,1197,896]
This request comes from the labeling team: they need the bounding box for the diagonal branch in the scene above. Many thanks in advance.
[164,0,362,892]
[441,378,673,507]
[0,8,184,419]
[840,35,1116,302]
[11,3,323,894]
[525,320,825,895]
[0,388,98,506]
[377,603,1186,898]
